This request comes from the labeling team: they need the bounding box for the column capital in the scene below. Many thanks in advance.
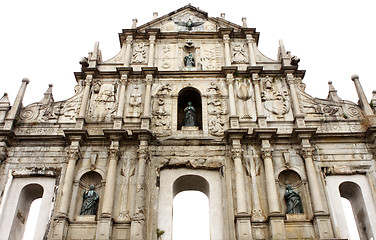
[231,148,244,160]
[84,74,93,86]
[261,148,273,159]
[300,147,314,158]
[66,148,81,163]
[137,148,150,161]
[108,148,120,161]
[126,35,133,44]
[246,34,256,43]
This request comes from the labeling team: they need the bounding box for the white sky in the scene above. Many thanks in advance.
[1,0,376,106]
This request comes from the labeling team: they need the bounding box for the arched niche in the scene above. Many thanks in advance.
[177,87,202,130]
[339,181,373,240]
[278,169,307,216]
[75,171,103,219]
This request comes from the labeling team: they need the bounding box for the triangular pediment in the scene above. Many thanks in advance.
[136,5,243,33]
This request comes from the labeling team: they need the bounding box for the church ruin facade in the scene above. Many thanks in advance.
[1,5,376,240]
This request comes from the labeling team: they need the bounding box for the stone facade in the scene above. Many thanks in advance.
[0,4,376,240]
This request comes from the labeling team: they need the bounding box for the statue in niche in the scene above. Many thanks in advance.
[184,102,198,126]
[80,184,99,215]
[232,43,247,63]
[284,184,303,214]
[184,53,195,67]
[132,43,146,63]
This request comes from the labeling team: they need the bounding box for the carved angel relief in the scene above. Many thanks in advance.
[261,77,290,118]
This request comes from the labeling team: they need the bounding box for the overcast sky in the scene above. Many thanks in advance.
[1,0,375,106]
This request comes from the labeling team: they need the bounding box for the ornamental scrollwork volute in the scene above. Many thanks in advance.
[231,148,244,160]
[261,148,273,159]
[108,149,121,161]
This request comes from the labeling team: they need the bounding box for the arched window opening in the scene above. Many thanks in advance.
[9,184,44,240]
[341,197,360,240]
[178,88,202,130]
[22,198,42,240]
[339,181,372,240]
[173,190,210,240]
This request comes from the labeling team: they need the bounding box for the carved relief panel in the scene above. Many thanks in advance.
[126,83,143,118]
[87,82,117,122]
[156,43,178,70]
[261,76,291,120]
[235,78,256,121]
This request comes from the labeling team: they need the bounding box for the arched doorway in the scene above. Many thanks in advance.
[178,88,202,130]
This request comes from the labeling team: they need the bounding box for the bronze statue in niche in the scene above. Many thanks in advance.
[285,184,303,214]
[184,102,198,126]
[80,184,99,215]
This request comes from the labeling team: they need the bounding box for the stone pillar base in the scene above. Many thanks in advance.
[130,220,145,240]
[313,214,334,239]
[141,117,150,130]
[95,218,113,240]
[269,215,286,240]
[235,214,253,240]
[113,117,123,129]
[51,218,69,240]
[75,117,85,129]
[230,116,240,128]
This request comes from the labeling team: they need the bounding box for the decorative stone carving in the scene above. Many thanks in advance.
[236,79,253,119]
[156,83,172,96]
[152,99,171,136]
[207,82,221,95]
[132,43,147,63]
[209,114,225,136]
[174,18,204,31]
[160,157,222,169]
[261,77,290,117]
[321,165,371,175]
[231,148,244,160]
[93,80,101,93]
[200,46,218,70]
[261,148,273,159]
[127,84,142,117]
[88,84,117,122]
[232,43,247,63]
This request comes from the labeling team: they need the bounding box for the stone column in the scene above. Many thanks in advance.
[96,141,120,240]
[223,34,232,66]
[114,74,128,129]
[76,74,93,129]
[231,137,253,240]
[130,137,149,240]
[286,73,306,128]
[252,73,267,127]
[232,148,247,213]
[124,36,133,67]
[141,74,153,129]
[246,35,257,66]
[227,73,237,117]
[147,35,156,67]
[351,74,374,115]
[4,78,29,130]
[53,144,80,240]
[300,139,334,238]
[260,138,286,240]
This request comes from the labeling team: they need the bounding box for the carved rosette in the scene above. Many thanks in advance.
[261,148,273,159]
[231,148,244,160]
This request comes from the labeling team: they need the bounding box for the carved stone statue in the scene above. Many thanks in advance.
[184,53,195,67]
[284,184,303,214]
[80,184,99,215]
[184,102,198,126]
